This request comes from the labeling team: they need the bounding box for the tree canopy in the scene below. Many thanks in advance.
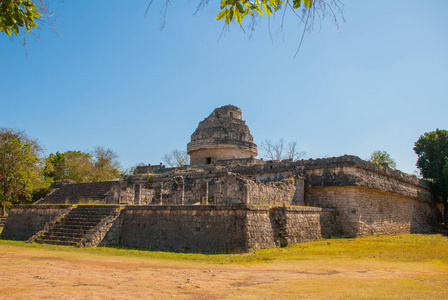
[0,0,56,37]
[368,150,397,169]
[414,129,448,222]
[0,128,43,215]
[43,147,121,183]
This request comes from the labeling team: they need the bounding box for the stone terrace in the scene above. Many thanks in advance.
[41,181,121,204]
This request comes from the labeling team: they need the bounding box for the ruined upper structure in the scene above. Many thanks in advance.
[2,103,443,253]
[187,105,258,165]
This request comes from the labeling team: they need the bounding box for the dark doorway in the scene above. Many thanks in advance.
[206,157,212,164]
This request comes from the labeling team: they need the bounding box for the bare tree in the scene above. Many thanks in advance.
[261,139,305,161]
[162,150,190,168]
[286,141,306,161]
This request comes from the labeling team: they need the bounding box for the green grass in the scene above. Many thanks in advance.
[1,233,447,265]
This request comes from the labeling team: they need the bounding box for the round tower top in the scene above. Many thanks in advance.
[212,105,242,120]
[187,105,257,164]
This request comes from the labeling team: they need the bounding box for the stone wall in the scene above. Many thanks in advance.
[244,206,340,249]
[303,165,434,201]
[305,186,439,237]
[119,205,248,252]
[1,205,72,240]
[244,207,276,249]
[100,210,125,246]
[246,176,304,205]
[118,204,338,252]
[135,163,166,174]
[189,148,257,165]
[136,173,304,206]
[283,208,340,243]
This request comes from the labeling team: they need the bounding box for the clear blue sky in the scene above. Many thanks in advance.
[1,0,447,174]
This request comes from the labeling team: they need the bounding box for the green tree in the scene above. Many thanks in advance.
[368,150,397,169]
[43,150,93,183]
[414,129,448,225]
[0,0,56,36]
[90,147,121,182]
[43,147,121,183]
[0,128,43,216]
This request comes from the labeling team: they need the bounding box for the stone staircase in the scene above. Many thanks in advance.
[42,182,118,204]
[0,216,7,227]
[34,205,120,246]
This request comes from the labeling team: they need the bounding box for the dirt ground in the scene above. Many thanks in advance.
[1,245,447,299]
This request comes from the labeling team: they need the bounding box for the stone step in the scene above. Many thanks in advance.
[47,227,91,234]
[39,235,84,241]
[35,239,78,246]
[69,208,117,212]
[37,235,84,242]
[42,230,87,238]
[61,216,109,222]
[50,222,98,229]
[65,211,116,216]
[71,206,117,210]
[48,228,93,235]
[38,236,83,242]
[34,205,119,246]
[57,220,102,227]
[73,209,119,213]
[65,212,116,217]
[41,181,119,204]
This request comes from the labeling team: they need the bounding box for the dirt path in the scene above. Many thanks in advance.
[1,246,447,299]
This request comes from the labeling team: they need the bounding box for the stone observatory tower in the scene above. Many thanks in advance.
[187,105,258,165]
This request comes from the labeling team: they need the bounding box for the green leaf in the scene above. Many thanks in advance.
[269,0,279,10]
[13,24,19,35]
[264,3,273,16]
[30,10,42,18]
[303,0,313,8]
[234,8,242,24]
[221,0,227,9]
[225,9,234,24]
[216,10,227,21]
[236,2,244,13]
[293,0,301,9]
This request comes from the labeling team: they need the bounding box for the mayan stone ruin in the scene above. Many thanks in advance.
[1,105,444,252]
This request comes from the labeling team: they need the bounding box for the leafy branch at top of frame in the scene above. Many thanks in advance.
[0,0,42,36]
[216,0,313,24]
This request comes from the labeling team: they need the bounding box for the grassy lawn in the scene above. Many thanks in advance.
[0,234,447,299]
